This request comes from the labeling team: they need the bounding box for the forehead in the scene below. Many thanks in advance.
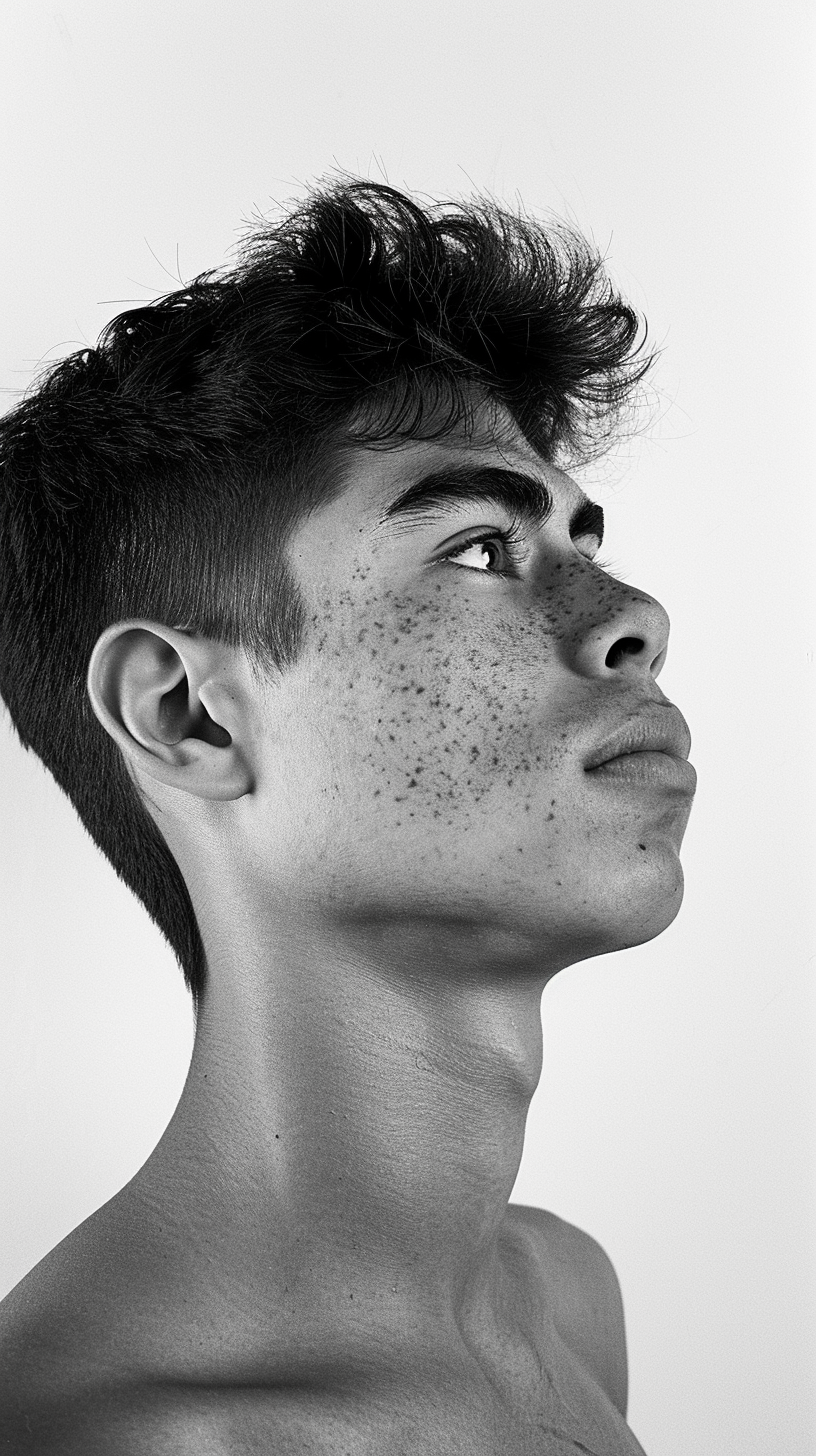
[315,406,582,542]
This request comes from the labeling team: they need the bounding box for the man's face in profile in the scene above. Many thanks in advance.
[235,399,695,970]
[0,174,703,1456]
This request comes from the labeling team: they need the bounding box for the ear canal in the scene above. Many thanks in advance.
[194,710,232,749]
[158,674,232,748]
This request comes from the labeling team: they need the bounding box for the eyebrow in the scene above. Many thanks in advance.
[378,465,605,546]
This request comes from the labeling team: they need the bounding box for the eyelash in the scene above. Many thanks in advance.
[591,557,626,581]
[442,519,624,580]
[442,517,527,576]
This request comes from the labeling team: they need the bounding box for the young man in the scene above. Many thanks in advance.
[0,179,695,1453]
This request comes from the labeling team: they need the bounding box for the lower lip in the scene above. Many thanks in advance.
[586,751,697,794]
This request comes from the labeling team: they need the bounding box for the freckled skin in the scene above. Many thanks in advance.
[244,411,693,965]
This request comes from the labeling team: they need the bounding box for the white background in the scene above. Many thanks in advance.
[1,3,814,1451]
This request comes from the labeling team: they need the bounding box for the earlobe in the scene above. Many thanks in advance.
[86,621,254,801]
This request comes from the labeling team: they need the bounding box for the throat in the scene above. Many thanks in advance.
[141,925,548,1351]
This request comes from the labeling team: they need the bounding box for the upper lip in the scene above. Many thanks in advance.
[584,704,692,770]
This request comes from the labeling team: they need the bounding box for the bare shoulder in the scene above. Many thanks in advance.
[0,1255,116,1455]
[0,1274,225,1456]
[506,1202,629,1417]
[0,1227,360,1456]
[0,1228,190,1456]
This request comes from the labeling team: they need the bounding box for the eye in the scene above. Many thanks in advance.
[573,533,603,563]
[446,536,504,572]
[441,523,524,576]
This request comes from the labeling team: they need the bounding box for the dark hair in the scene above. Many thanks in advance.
[0,177,652,1004]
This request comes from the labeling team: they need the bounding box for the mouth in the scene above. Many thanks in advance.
[584,705,697,795]
[586,749,697,793]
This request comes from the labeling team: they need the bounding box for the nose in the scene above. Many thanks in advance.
[566,573,671,682]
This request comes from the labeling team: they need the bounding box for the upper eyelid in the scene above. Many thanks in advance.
[436,519,524,551]
[438,519,602,556]
[390,501,539,542]
[439,524,612,581]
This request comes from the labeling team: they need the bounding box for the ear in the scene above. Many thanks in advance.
[87,621,255,800]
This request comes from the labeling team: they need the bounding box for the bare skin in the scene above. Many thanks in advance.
[0,400,694,1452]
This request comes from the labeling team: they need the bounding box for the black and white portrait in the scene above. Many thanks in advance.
[0,5,812,1453]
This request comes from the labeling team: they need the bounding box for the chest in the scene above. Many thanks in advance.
[122,1331,646,1456]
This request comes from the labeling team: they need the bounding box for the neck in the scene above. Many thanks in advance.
[140,905,553,1366]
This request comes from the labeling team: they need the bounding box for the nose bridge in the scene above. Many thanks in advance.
[543,556,671,679]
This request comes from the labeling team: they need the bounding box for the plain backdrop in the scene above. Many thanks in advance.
[1,3,814,1452]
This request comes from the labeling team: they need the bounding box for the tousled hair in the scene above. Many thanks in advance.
[0,177,653,1003]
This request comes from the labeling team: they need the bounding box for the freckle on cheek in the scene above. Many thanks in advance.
[322,579,566,834]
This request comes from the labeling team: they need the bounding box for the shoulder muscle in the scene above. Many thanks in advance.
[509,1203,629,1417]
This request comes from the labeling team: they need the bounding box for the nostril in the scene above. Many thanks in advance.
[605,636,645,670]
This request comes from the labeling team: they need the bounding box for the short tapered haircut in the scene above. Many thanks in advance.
[0,177,653,1003]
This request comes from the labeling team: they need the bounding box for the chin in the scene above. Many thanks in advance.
[531,841,687,964]
[603,849,687,952]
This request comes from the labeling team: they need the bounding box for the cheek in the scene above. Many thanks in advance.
[312,579,570,831]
